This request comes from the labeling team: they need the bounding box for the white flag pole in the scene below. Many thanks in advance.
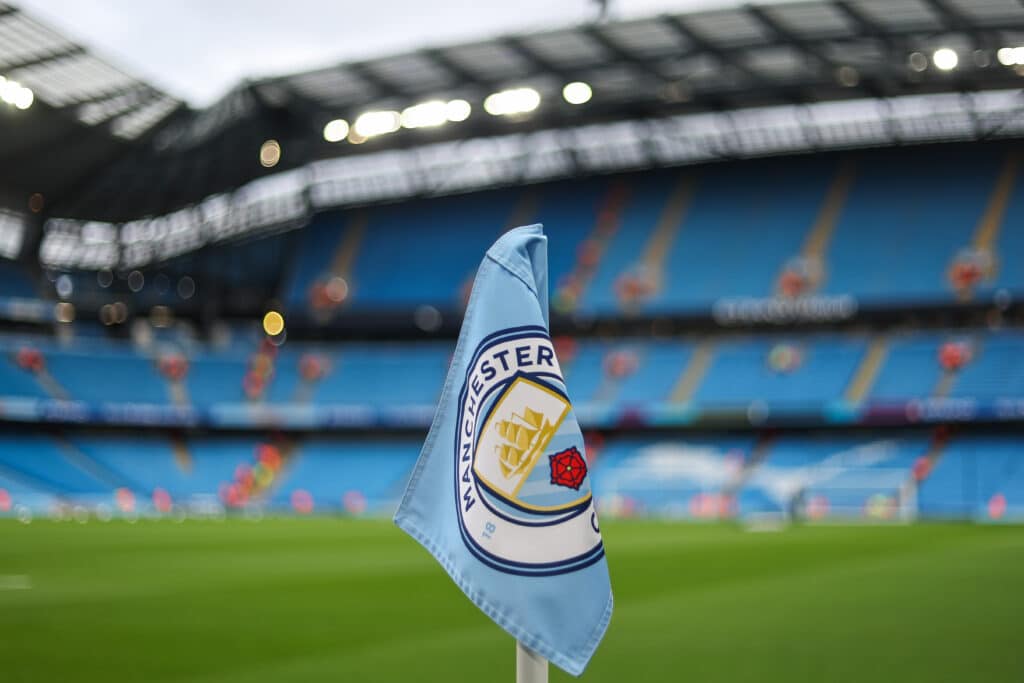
[516,641,548,683]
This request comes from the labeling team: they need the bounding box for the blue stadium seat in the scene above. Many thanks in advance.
[652,156,834,312]
[311,343,448,407]
[869,334,945,401]
[268,439,418,512]
[275,146,1024,316]
[186,437,267,495]
[46,351,170,404]
[0,434,112,496]
[0,356,48,398]
[823,147,1002,303]
[918,436,1024,518]
[562,340,610,405]
[0,470,57,512]
[580,172,678,313]
[186,356,247,405]
[696,335,865,408]
[615,340,693,405]
[72,435,192,497]
[949,331,1024,398]
[988,169,1024,294]
[0,261,37,299]
[347,189,518,308]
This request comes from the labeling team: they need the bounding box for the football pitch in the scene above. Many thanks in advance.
[1,518,1021,682]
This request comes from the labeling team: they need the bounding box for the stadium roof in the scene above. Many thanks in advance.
[3,0,1024,267]
[0,2,183,211]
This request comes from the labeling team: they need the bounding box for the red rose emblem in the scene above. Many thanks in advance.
[549,447,588,490]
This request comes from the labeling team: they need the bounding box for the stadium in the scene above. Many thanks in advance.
[0,0,1023,680]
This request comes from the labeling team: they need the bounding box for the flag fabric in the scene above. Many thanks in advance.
[394,224,613,676]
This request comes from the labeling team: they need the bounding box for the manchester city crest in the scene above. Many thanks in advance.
[454,325,604,576]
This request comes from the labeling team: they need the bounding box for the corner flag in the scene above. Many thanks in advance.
[394,224,613,677]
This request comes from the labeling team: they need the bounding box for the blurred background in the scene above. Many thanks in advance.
[0,0,1022,681]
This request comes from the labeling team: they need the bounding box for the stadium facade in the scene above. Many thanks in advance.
[0,0,1023,524]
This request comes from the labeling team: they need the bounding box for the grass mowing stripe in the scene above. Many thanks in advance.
[0,520,1020,683]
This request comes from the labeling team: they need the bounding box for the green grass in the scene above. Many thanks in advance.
[1,519,1022,682]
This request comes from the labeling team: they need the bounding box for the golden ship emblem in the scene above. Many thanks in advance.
[493,406,556,479]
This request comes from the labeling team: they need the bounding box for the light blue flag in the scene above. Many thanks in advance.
[394,224,613,676]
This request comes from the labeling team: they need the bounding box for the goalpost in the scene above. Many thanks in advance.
[794,467,918,523]
[597,445,920,523]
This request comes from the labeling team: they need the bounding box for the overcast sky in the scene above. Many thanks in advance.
[16,0,744,106]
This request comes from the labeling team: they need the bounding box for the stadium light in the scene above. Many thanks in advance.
[446,99,471,122]
[401,100,448,129]
[55,274,73,299]
[0,77,15,104]
[353,110,401,138]
[932,48,958,71]
[127,270,144,293]
[54,302,74,324]
[562,82,592,105]
[998,46,1024,66]
[177,276,196,299]
[483,88,541,116]
[13,86,33,110]
[262,310,285,336]
[323,119,349,143]
[400,99,471,128]
[908,52,928,72]
[259,140,281,168]
[0,77,32,110]
[836,65,859,87]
